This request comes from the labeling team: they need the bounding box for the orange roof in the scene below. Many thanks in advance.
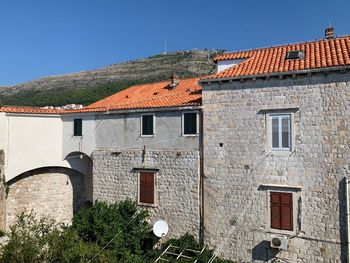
[0,106,63,114]
[86,77,202,110]
[204,35,350,80]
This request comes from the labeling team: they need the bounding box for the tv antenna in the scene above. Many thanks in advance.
[164,39,167,55]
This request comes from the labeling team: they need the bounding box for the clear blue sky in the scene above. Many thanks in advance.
[0,0,349,85]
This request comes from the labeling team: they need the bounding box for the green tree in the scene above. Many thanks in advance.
[71,199,157,262]
[0,212,113,263]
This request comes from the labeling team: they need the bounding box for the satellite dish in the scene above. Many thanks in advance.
[153,220,169,237]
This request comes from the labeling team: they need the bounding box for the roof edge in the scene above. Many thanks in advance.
[199,65,350,83]
[213,34,350,61]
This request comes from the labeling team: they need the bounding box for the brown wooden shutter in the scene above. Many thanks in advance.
[280,193,293,230]
[270,192,281,229]
[270,192,293,231]
[139,172,154,204]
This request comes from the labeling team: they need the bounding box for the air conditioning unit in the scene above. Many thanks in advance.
[270,235,288,250]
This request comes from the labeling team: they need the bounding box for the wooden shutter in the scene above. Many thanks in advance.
[270,192,281,229]
[280,193,293,230]
[270,192,293,231]
[139,172,154,204]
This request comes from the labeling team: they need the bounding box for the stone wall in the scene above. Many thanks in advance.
[0,150,5,230]
[92,149,201,239]
[202,72,350,262]
[6,167,88,227]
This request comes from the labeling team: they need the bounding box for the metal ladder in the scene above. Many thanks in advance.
[155,244,206,262]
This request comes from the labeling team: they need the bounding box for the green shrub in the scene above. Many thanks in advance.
[0,200,233,263]
[0,212,114,263]
[71,199,157,262]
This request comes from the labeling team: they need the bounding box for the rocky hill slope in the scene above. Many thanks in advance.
[0,50,220,107]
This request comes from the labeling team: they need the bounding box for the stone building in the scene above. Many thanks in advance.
[85,76,203,238]
[200,30,350,262]
[1,28,350,262]
[0,106,95,227]
[0,76,203,239]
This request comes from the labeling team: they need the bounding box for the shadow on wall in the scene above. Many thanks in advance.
[6,166,90,226]
[65,152,93,202]
[338,177,347,263]
[252,240,278,262]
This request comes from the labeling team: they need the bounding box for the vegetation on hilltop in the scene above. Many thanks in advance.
[0,50,223,107]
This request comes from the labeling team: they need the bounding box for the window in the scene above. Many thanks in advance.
[141,114,154,136]
[270,114,291,150]
[73,119,82,136]
[183,112,198,135]
[270,192,293,231]
[139,171,155,204]
[285,50,305,60]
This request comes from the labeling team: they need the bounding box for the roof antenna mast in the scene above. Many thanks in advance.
[164,38,167,55]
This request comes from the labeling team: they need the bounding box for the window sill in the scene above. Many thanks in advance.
[269,149,294,156]
[267,228,296,236]
[271,147,291,151]
[182,134,199,137]
[138,202,158,208]
[140,135,155,138]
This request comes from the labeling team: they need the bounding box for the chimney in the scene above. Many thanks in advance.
[325,26,335,40]
[169,74,180,89]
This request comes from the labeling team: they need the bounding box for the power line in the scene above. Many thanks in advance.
[87,212,140,263]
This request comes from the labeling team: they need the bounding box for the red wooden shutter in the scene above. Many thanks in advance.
[139,172,154,204]
[270,192,293,231]
[280,193,293,230]
[270,192,281,229]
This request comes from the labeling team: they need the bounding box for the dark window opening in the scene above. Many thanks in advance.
[183,113,197,135]
[139,172,155,204]
[270,192,293,231]
[285,50,305,60]
[142,115,154,136]
[73,119,82,136]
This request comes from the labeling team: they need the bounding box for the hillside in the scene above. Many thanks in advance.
[0,50,220,107]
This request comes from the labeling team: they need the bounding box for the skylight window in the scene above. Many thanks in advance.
[285,50,305,60]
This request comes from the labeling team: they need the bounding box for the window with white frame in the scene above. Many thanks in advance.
[141,114,154,136]
[183,112,198,135]
[270,114,291,150]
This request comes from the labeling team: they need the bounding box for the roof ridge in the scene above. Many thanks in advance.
[216,35,350,58]
[105,85,201,109]
[122,76,200,88]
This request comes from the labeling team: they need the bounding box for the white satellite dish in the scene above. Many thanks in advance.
[153,220,169,237]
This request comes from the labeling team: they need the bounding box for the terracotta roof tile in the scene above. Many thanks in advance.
[204,36,350,80]
[0,106,63,114]
[86,77,202,110]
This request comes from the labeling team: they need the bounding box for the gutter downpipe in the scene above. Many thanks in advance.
[346,177,350,263]
[199,110,204,245]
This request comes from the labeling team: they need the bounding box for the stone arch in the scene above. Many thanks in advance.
[65,151,93,203]
[6,166,88,228]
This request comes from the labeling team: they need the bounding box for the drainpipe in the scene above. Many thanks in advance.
[199,110,204,244]
[346,177,350,263]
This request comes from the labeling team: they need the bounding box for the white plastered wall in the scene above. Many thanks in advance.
[4,114,70,182]
[217,58,247,72]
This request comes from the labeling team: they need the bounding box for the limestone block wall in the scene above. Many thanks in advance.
[202,72,350,262]
[92,149,201,239]
[6,167,87,228]
[0,150,5,230]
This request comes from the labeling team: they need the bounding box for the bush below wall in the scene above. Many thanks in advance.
[0,199,234,263]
